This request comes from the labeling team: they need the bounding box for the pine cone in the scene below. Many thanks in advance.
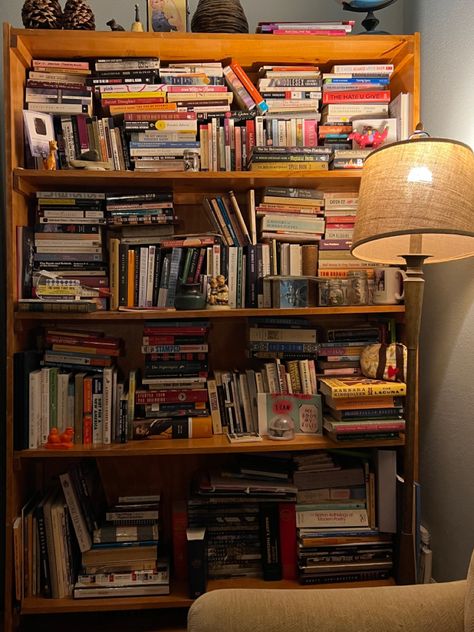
[62,0,95,30]
[22,0,63,29]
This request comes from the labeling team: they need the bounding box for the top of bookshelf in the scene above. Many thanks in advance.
[8,26,419,70]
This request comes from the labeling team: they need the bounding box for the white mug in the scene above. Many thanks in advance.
[373,268,407,304]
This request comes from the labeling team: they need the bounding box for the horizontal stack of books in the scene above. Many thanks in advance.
[256,21,354,35]
[321,63,394,168]
[74,494,167,599]
[294,450,395,584]
[188,460,297,580]
[132,320,212,439]
[18,191,108,312]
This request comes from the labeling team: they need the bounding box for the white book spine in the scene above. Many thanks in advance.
[146,245,156,307]
[59,472,92,552]
[40,368,50,446]
[227,247,238,308]
[29,370,42,449]
[102,367,113,445]
[264,363,280,394]
[261,244,271,308]
[296,508,369,528]
[211,244,221,277]
[289,244,303,276]
[92,378,103,446]
[138,246,149,307]
[299,360,312,395]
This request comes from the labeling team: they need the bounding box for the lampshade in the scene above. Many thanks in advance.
[351,138,474,265]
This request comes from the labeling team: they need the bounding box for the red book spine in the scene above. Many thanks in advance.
[278,503,297,580]
[324,216,358,224]
[135,389,209,404]
[171,500,188,580]
[245,119,256,156]
[322,90,391,104]
[83,377,93,445]
[143,327,208,336]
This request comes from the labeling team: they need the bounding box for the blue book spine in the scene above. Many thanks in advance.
[248,341,319,353]
[215,197,239,246]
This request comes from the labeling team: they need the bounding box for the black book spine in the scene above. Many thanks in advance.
[35,500,52,597]
[118,243,129,306]
[187,528,207,598]
[13,350,42,450]
[245,244,258,308]
[52,115,67,168]
[70,116,81,159]
[133,247,140,307]
[259,503,282,581]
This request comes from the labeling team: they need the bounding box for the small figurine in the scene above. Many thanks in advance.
[348,125,389,149]
[106,18,125,30]
[42,139,57,171]
[206,275,230,309]
[45,426,74,449]
[131,3,144,31]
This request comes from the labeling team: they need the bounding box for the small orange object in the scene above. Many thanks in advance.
[43,139,58,171]
[45,426,74,449]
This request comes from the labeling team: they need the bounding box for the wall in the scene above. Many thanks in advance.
[1,0,404,34]
[404,0,474,582]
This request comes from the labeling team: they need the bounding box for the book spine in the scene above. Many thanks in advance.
[279,503,296,580]
[207,379,223,435]
[172,501,188,581]
[59,472,92,553]
[259,503,281,581]
[186,528,207,598]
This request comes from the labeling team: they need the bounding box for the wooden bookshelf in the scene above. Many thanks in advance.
[3,23,420,631]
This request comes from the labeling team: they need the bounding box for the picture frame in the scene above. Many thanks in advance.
[147,0,188,32]
[22,110,55,158]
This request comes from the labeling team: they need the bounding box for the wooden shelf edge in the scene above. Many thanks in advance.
[20,577,395,614]
[14,305,405,321]
[15,434,405,458]
[13,168,364,196]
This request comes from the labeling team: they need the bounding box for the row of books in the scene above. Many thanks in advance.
[25,57,409,172]
[15,319,406,448]
[14,460,169,600]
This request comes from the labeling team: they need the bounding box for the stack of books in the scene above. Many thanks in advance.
[319,376,406,442]
[256,21,354,35]
[248,146,332,172]
[105,191,176,227]
[123,111,199,172]
[90,56,160,88]
[258,186,325,244]
[189,463,296,580]
[72,491,168,599]
[132,320,212,439]
[22,191,108,310]
[321,63,394,168]
[256,65,321,116]
[294,451,394,584]
[316,324,381,378]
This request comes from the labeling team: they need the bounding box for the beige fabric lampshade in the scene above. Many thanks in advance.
[351,138,474,264]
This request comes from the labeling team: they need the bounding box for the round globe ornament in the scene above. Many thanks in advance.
[335,0,398,33]
[267,416,295,441]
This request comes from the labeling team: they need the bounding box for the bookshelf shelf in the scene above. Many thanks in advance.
[13,168,364,196]
[4,24,421,631]
[15,434,405,459]
[21,576,395,614]
[14,305,405,321]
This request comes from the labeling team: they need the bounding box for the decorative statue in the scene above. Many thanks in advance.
[42,139,58,171]
[207,275,230,308]
[348,125,389,149]
[106,18,125,30]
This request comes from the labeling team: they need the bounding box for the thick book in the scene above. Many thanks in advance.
[278,503,297,580]
[59,470,92,553]
[259,503,281,580]
[319,377,406,399]
[186,527,207,598]
[296,508,369,529]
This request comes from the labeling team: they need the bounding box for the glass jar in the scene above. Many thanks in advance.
[347,270,369,305]
[327,279,345,306]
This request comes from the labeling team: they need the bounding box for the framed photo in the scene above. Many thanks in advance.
[147,0,188,32]
[22,110,54,158]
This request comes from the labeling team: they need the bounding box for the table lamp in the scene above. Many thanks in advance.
[351,135,474,584]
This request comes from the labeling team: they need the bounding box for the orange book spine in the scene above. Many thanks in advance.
[230,62,269,114]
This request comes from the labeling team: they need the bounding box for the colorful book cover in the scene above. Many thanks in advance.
[257,393,322,436]
[319,377,406,399]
